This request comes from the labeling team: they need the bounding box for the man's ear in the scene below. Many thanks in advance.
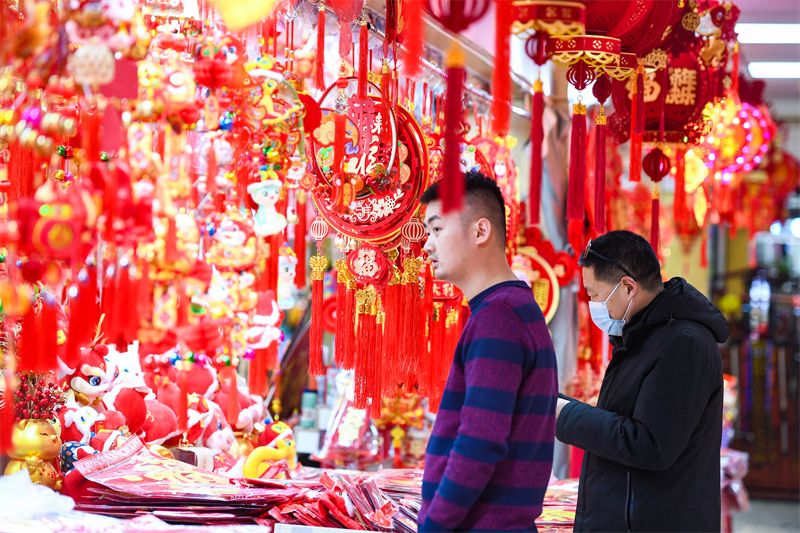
[475,218,492,245]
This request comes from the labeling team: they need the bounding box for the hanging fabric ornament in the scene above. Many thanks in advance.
[629,64,645,182]
[426,0,491,212]
[314,5,326,91]
[380,60,393,144]
[566,101,587,221]
[294,191,307,289]
[402,0,424,77]
[643,147,670,251]
[441,43,465,213]
[353,286,377,409]
[528,79,545,226]
[334,258,357,370]
[674,147,688,225]
[308,217,330,375]
[592,74,613,234]
[357,17,370,99]
[491,0,512,136]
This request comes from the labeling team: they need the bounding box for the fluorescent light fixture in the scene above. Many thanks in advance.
[748,62,800,79]
[736,23,800,44]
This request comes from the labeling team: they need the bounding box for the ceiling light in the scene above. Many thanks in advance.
[748,62,800,79]
[736,24,800,44]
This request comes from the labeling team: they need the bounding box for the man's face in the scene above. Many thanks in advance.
[422,200,470,283]
[582,266,632,321]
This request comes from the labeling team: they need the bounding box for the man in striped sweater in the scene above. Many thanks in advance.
[418,171,558,532]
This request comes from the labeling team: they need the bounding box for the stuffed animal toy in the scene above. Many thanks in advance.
[244,420,297,478]
[60,344,112,410]
[140,400,180,445]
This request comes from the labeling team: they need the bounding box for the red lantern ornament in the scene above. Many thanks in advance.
[642,147,670,252]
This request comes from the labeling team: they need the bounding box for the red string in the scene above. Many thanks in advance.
[442,57,465,213]
[403,0,423,77]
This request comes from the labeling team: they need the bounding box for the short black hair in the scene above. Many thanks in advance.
[420,171,507,245]
[577,230,663,292]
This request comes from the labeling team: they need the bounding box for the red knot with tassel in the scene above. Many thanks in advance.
[592,74,612,234]
[529,78,545,226]
[308,217,329,376]
[629,64,645,182]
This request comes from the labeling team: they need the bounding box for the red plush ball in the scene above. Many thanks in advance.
[141,400,178,444]
[112,388,147,434]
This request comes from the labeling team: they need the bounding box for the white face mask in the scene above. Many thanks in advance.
[588,281,634,337]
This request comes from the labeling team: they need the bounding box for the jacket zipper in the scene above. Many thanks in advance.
[625,471,633,532]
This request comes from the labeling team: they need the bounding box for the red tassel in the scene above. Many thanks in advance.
[629,65,645,182]
[594,109,607,234]
[341,283,356,370]
[353,289,375,409]
[650,189,660,253]
[357,22,369,99]
[177,368,189,431]
[308,254,327,375]
[206,140,218,198]
[224,366,239,426]
[369,304,384,419]
[249,348,266,398]
[674,147,687,224]
[8,142,35,201]
[442,45,465,213]
[567,103,587,220]
[39,296,58,372]
[380,61,392,144]
[314,7,326,90]
[334,262,348,366]
[382,281,401,395]
[731,42,739,96]
[700,233,708,268]
[0,377,13,453]
[164,216,179,263]
[403,0,423,77]
[294,194,307,289]
[491,0,512,136]
[529,80,544,226]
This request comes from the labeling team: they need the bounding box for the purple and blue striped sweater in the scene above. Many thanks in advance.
[418,281,558,532]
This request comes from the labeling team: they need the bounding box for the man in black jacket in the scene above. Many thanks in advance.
[557,230,728,532]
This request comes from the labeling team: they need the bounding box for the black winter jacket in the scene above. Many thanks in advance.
[557,278,729,532]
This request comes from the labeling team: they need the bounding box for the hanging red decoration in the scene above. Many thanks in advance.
[491,0,512,136]
[592,73,612,234]
[629,64,645,183]
[426,0,491,213]
[566,102,587,220]
[642,147,670,252]
[402,0,424,78]
[314,5,326,91]
[308,217,330,376]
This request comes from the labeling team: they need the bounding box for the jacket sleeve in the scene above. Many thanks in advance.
[420,314,529,532]
[556,333,717,471]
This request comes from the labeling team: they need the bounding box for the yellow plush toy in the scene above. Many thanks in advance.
[242,421,297,478]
